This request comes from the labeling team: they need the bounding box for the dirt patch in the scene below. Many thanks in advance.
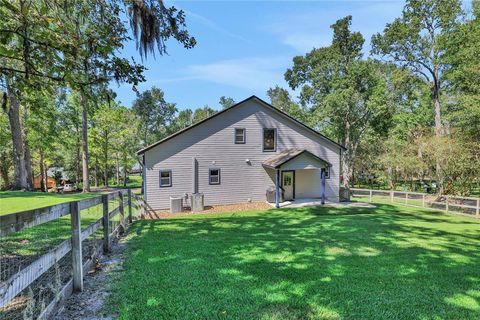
[143,201,272,219]
[51,240,126,320]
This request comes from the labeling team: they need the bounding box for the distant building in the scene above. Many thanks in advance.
[33,175,57,190]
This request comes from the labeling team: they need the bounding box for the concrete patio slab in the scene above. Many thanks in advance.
[268,198,376,209]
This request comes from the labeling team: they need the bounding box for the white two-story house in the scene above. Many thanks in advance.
[137,96,344,210]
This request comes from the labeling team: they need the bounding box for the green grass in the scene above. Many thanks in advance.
[109,175,143,189]
[0,191,97,215]
[108,204,480,320]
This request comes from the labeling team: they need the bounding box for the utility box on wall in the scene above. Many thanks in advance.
[191,193,204,211]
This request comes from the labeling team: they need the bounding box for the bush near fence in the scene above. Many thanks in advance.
[0,190,147,320]
[351,188,480,218]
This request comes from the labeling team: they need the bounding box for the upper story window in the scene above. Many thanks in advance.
[234,128,246,144]
[209,168,220,185]
[159,170,172,187]
[263,128,276,152]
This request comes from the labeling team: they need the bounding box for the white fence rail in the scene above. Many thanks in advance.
[351,188,480,218]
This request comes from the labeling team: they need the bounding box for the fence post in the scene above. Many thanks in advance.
[70,201,83,292]
[369,190,372,202]
[422,194,425,208]
[405,192,408,205]
[102,194,110,253]
[445,195,449,212]
[390,191,393,203]
[119,191,125,233]
[128,189,132,223]
[476,198,479,217]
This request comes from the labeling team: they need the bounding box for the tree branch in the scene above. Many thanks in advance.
[0,66,64,82]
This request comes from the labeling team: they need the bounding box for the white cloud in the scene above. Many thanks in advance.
[145,56,291,92]
[282,33,333,53]
[184,9,248,42]
[263,1,405,53]
[184,57,289,91]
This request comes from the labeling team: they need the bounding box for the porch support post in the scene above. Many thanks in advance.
[321,168,326,205]
[275,169,280,208]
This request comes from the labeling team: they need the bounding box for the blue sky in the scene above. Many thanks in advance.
[112,0,410,111]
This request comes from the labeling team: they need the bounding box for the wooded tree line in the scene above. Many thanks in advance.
[1,0,479,196]
[271,0,480,196]
[0,79,234,190]
[0,0,195,191]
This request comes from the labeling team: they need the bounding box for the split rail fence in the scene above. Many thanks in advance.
[0,189,147,320]
[351,188,480,218]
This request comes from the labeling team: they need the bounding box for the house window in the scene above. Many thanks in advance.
[234,128,246,144]
[159,170,172,187]
[263,128,276,151]
[209,168,220,185]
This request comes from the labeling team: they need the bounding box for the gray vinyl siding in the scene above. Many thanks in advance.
[144,99,341,209]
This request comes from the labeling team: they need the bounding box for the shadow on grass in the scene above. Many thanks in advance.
[108,203,480,320]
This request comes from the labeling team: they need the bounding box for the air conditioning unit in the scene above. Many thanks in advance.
[170,196,183,213]
[266,186,284,203]
[191,193,204,211]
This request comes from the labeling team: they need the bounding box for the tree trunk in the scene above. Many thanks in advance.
[40,150,45,192]
[75,121,81,184]
[0,152,11,189]
[25,145,33,189]
[80,90,90,192]
[144,127,148,147]
[94,158,99,187]
[115,153,120,186]
[22,104,33,189]
[5,79,31,190]
[387,166,394,190]
[433,87,442,138]
[104,132,109,187]
[432,75,444,194]
[341,122,352,192]
[123,154,128,187]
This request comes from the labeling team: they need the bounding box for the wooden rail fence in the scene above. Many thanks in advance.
[351,188,480,218]
[0,189,146,319]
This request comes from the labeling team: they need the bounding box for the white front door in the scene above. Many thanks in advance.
[282,171,294,201]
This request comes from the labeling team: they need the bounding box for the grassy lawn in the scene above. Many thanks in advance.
[0,191,97,215]
[109,175,143,189]
[108,203,480,320]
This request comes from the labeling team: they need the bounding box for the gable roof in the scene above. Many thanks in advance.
[137,95,345,155]
[262,148,332,169]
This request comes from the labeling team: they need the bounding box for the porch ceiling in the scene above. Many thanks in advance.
[262,148,331,170]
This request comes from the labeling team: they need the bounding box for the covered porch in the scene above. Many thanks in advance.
[263,149,332,208]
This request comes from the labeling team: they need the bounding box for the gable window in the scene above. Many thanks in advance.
[263,128,276,152]
[159,170,172,187]
[234,128,246,144]
[209,168,220,185]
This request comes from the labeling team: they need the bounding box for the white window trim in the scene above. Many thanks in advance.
[209,168,221,185]
[234,128,246,144]
[159,170,172,187]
